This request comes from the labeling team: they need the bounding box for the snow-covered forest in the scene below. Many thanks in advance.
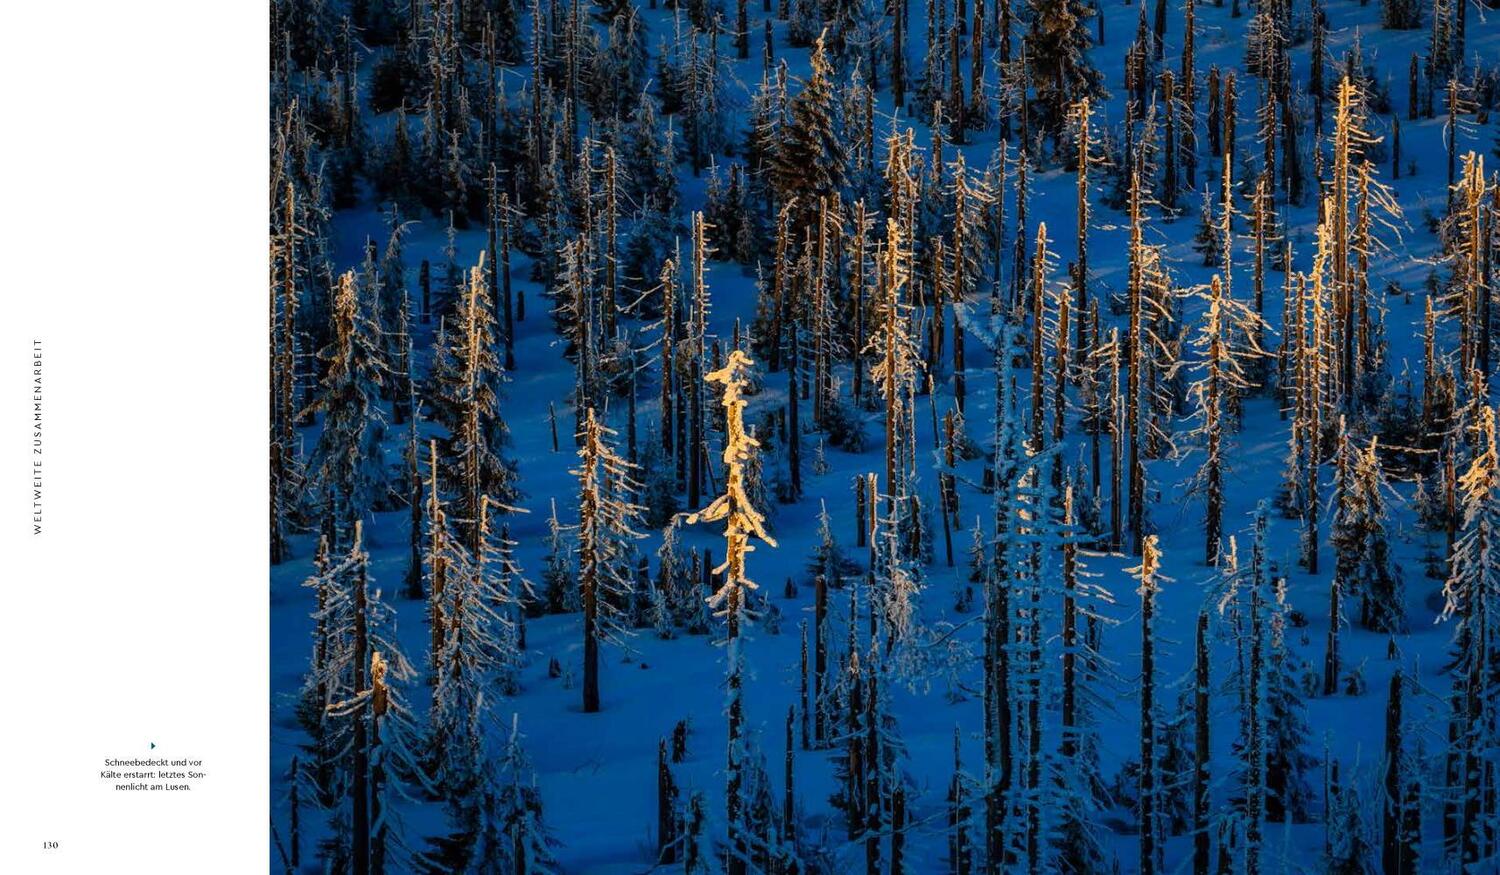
[269,0,1500,870]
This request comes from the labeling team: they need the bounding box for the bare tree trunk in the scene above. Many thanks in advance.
[1138,537,1161,875]
[352,533,370,875]
[658,738,678,863]
[1382,671,1405,875]
[1324,576,1341,696]
[1075,101,1091,363]
[1193,611,1211,875]
[784,706,797,849]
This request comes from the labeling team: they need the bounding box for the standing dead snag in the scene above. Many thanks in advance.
[686,350,777,875]
[1439,404,1500,867]
[985,320,1035,868]
[1192,610,1211,875]
[270,178,301,566]
[309,269,390,548]
[425,439,455,680]
[1239,505,1274,875]
[948,153,992,415]
[316,522,425,873]
[658,738,679,864]
[1123,145,1153,555]
[574,407,645,713]
[1186,274,1270,566]
[1133,534,1167,875]
[1073,99,1095,364]
[866,215,923,561]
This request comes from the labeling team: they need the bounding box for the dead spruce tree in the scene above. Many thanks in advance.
[574,407,645,713]
[983,319,1041,869]
[686,350,779,875]
[1329,428,1404,633]
[1192,610,1212,875]
[1221,503,1314,872]
[866,215,927,563]
[1123,145,1177,556]
[428,256,519,547]
[1134,534,1167,875]
[1055,481,1111,874]
[1380,670,1420,875]
[270,176,304,566]
[1326,78,1401,410]
[1439,404,1500,868]
[1240,507,1272,875]
[1185,274,1269,566]
[309,522,425,873]
[1444,152,1490,382]
[428,499,525,799]
[947,153,992,416]
[309,270,391,548]
[1073,98,1098,364]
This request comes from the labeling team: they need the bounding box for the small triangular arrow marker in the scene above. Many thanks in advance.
[150,742,155,750]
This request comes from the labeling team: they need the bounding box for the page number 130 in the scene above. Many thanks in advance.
[42,841,58,850]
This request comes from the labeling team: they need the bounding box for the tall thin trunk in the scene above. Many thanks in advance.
[1138,536,1162,875]
[1193,611,1212,875]
[352,528,370,875]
